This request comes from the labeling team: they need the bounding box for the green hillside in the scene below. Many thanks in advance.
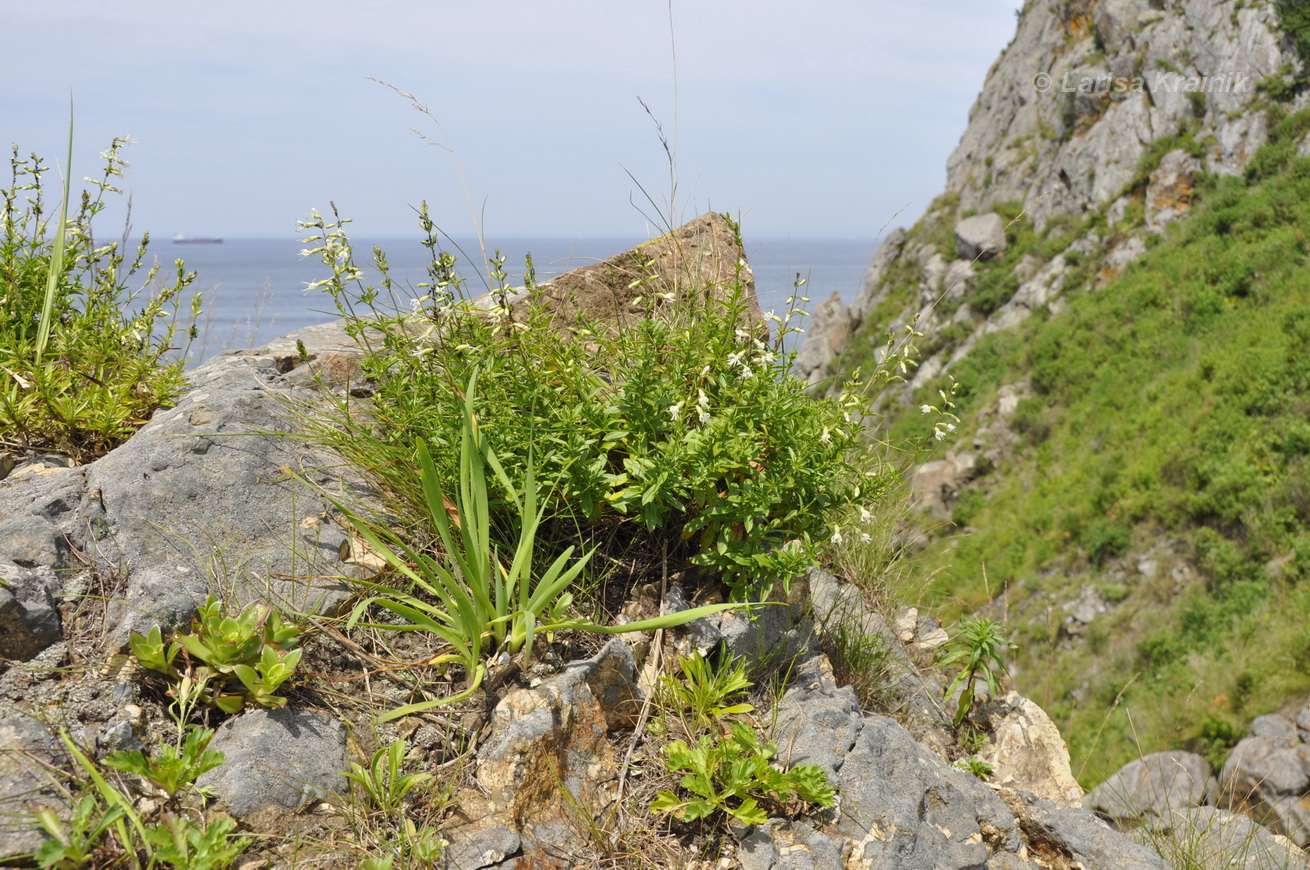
[842,106,1310,785]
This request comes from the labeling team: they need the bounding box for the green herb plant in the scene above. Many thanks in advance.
[344,738,435,817]
[102,726,225,799]
[1,136,201,462]
[340,373,753,721]
[34,795,125,869]
[129,596,303,718]
[952,756,997,780]
[52,733,250,870]
[655,651,754,734]
[341,738,448,868]
[296,206,901,603]
[937,616,1016,727]
[651,720,835,827]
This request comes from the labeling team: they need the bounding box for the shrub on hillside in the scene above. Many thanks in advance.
[0,140,200,461]
[297,207,906,601]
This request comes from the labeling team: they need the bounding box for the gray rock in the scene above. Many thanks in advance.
[1146,149,1203,232]
[738,820,845,870]
[450,640,641,867]
[0,561,62,660]
[1087,750,1217,824]
[197,707,347,818]
[773,656,864,786]
[1295,699,1310,742]
[0,715,66,860]
[1221,735,1310,846]
[849,228,907,325]
[1135,806,1310,870]
[442,825,521,870]
[717,599,816,676]
[1251,714,1300,741]
[838,716,1027,868]
[792,291,852,388]
[0,468,90,565]
[1001,788,1170,870]
[956,213,1007,261]
[87,352,364,646]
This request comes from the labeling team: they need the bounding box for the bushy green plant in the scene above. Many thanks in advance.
[102,726,224,799]
[655,651,754,733]
[344,738,435,816]
[938,616,1015,727]
[297,205,891,601]
[141,815,251,870]
[35,795,124,869]
[652,720,834,827]
[54,732,249,870]
[129,597,302,716]
[339,374,751,721]
[1,138,201,462]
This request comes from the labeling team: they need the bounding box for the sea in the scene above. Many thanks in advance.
[169,235,878,365]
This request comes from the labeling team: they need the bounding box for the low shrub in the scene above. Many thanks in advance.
[0,139,201,462]
[298,205,902,602]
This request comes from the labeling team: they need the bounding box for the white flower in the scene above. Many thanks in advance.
[668,402,683,422]
[698,408,711,425]
[934,428,947,441]
[819,428,831,445]
[859,506,873,524]
[410,296,427,313]
[920,404,933,415]
[738,366,753,380]
[830,526,844,546]
[946,423,957,432]
[860,532,872,544]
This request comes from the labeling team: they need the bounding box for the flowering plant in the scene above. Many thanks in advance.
[299,209,907,600]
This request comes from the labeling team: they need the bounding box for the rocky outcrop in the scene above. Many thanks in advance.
[795,0,1306,388]
[772,656,1166,870]
[507,211,759,339]
[1087,750,1219,825]
[1220,713,1310,846]
[955,213,1008,261]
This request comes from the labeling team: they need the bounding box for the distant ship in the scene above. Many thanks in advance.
[173,234,223,244]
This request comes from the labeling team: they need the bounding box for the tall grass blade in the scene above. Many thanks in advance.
[35,101,74,360]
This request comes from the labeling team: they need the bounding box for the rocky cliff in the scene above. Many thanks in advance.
[797,0,1304,390]
[798,0,1310,856]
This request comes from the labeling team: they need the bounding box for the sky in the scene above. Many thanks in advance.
[3,2,1021,242]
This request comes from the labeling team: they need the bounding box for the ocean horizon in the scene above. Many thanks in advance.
[156,234,880,364]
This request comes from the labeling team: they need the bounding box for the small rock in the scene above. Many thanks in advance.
[197,708,347,820]
[955,213,1007,261]
[1087,751,1217,825]
[979,693,1085,807]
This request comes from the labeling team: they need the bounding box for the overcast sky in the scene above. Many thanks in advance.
[4,2,1020,241]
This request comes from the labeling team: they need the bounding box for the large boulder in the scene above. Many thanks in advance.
[1220,731,1310,846]
[507,212,760,339]
[1134,806,1310,870]
[978,693,1084,807]
[443,639,643,869]
[1087,750,1218,825]
[955,213,1008,261]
